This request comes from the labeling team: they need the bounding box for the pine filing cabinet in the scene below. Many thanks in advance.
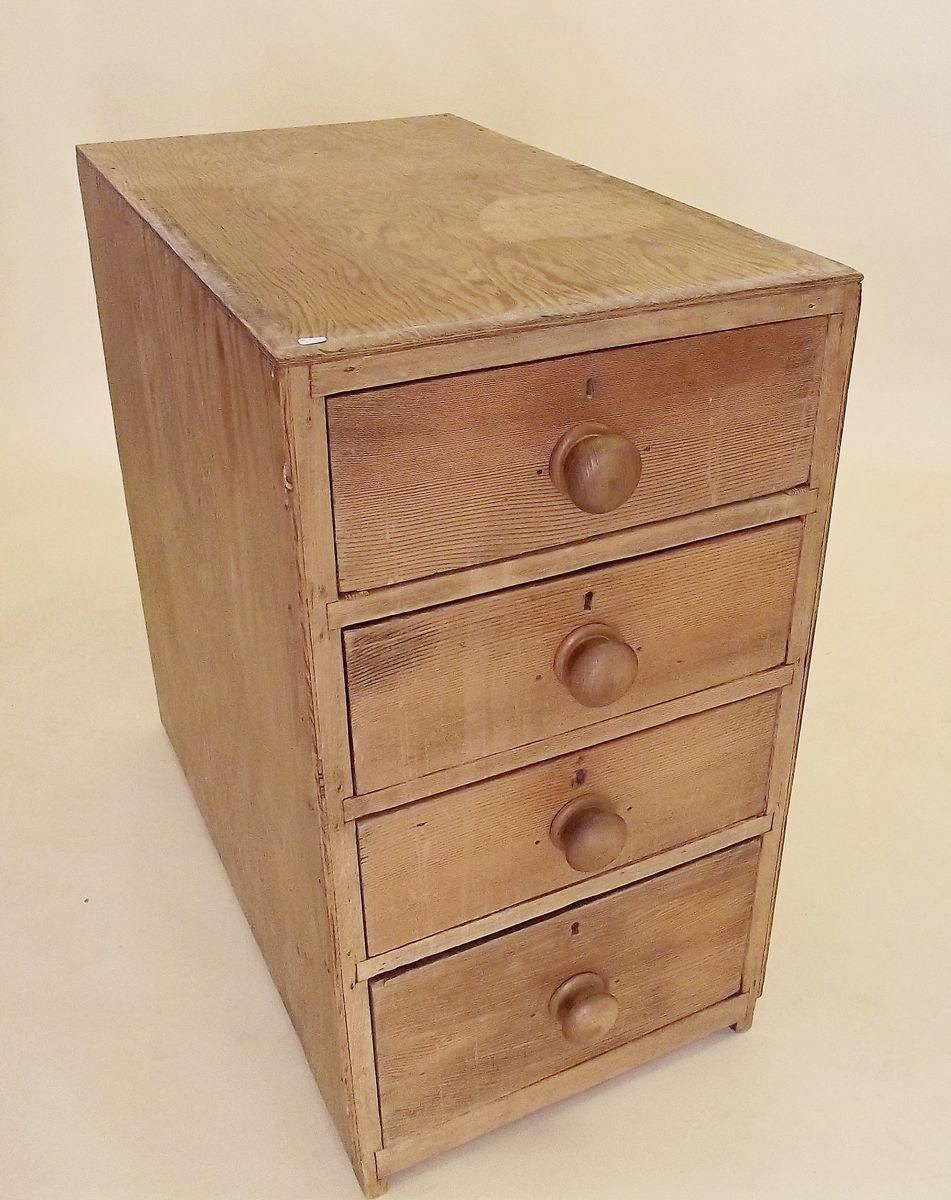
[78,116,860,1195]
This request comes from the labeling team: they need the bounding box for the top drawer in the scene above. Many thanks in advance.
[327,318,825,591]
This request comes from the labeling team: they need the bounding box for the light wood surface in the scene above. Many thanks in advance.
[371,841,759,1143]
[311,282,850,394]
[328,318,824,590]
[358,692,778,954]
[740,285,861,1007]
[77,116,857,364]
[346,521,802,793]
[358,815,772,980]
[328,489,817,630]
[345,666,794,820]
[77,159,376,1185]
[375,992,749,1175]
[280,374,385,1193]
[80,115,860,1194]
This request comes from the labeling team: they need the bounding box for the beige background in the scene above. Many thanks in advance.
[2,3,949,1197]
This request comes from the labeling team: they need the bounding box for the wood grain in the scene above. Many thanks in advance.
[78,158,381,1190]
[371,840,760,1143]
[358,692,779,954]
[77,116,857,364]
[79,113,860,1192]
[310,283,851,395]
[345,521,802,793]
[376,992,748,1174]
[740,285,861,1010]
[549,421,642,515]
[358,815,772,980]
[328,319,825,590]
[328,489,817,629]
[280,374,385,1193]
[344,666,794,819]
[553,621,640,708]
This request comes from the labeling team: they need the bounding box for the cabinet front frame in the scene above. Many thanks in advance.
[291,281,859,1186]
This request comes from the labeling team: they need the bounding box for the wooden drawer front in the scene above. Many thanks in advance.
[359,692,777,954]
[345,520,801,794]
[327,318,824,591]
[372,839,759,1143]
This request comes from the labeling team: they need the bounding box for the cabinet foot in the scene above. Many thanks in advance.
[731,997,757,1032]
[360,1170,388,1198]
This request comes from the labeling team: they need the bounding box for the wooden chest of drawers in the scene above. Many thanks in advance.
[78,115,860,1195]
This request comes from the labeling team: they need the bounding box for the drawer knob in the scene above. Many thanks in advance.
[550,795,628,873]
[549,422,642,514]
[554,622,639,708]
[549,972,620,1045]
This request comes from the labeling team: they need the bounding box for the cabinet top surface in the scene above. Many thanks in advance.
[79,114,858,363]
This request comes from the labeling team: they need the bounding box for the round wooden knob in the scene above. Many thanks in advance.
[549,972,620,1045]
[549,422,642,514]
[550,794,628,873]
[553,623,639,708]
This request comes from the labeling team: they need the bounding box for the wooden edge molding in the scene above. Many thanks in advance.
[282,368,386,1192]
[740,287,861,1002]
[344,666,795,820]
[357,818,772,981]
[375,993,750,1175]
[329,490,818,630]
[311,282,851,395]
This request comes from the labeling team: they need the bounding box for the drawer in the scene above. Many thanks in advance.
[327,318,824,591]
[372,839,759,1143]
[345,520,801,794]
[359,692,778,954]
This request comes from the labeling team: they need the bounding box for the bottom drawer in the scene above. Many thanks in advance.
[372,839,760,1144]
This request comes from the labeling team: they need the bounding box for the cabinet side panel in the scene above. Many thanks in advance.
[78,156,357,1157]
